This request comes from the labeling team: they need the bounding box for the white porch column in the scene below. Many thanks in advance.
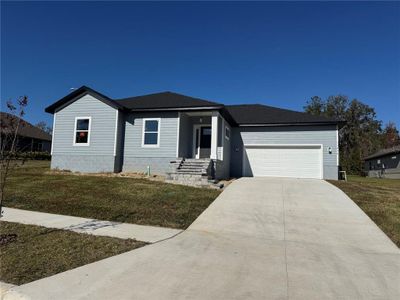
[210,111,219,159]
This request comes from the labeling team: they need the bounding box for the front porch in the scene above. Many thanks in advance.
[167,111,231,186]
[177,111,224,161]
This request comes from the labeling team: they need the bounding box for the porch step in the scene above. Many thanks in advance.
[178,166,206,170]
[177,170,207,174]
[181,160,210,164]
[177,159,211,174]
[165,173,212,187]
[179,162,210,166]
[167,158,214,187]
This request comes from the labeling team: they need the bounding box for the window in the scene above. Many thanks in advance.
[74,117,91,146]
[142,118,160,147]
[203,128,212,136]
[225,126,230,140]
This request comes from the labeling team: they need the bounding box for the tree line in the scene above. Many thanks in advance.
[304,95,400,174]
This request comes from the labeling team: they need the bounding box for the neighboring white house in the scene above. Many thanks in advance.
[45,86,341,182]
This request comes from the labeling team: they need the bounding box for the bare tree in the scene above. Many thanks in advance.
[35,121,52,135]
[0,96,28,216]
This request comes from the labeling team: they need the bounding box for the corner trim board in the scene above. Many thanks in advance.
[51,112,57,155]
[113,110,119,156]
[336,125,339,166]
[176,112,180,157]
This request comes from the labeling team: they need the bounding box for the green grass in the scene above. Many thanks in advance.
[4,161,220,229]
[0,221,146,285]
[328,175,400,247]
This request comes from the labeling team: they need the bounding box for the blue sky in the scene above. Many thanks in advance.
[1,1,399,127]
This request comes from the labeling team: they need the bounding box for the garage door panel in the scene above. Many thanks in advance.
[244,145,322,179]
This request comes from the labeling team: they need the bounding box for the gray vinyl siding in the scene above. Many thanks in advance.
[221,120,231,178]
[230,125,338,180]
[178,113,192,158]
[123,111,178,174]
[214,117,231,179]
[51,94,119,172]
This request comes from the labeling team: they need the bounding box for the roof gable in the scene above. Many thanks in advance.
[45,86,123,114]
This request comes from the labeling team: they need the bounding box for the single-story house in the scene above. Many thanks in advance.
[0,112,52,152]
[364,146,400,179]
[45,86,341,183]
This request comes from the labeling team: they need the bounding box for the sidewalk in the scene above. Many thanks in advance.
[0,281,15,299]
[1,207,182,243]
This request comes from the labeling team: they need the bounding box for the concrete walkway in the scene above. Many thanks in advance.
[1,207,182,243]
[0,282,15,298]
[4,178,400,300]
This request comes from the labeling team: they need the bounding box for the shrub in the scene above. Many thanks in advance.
[5,151,51,160]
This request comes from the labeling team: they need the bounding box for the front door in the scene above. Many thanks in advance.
[199,126,211,158]
[194,126,212,159]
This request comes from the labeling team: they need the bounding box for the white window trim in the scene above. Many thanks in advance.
[73,116,91,146]
[142,118,161,148]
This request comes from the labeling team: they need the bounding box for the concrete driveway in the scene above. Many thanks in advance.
[6,178,400,299]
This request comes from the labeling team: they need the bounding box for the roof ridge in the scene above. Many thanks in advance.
[113,90,224,110]
[115,91,222,105]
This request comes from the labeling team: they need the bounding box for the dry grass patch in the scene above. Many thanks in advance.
[329,176,400,247]
[0,221,146,285]
[4,161,220,229]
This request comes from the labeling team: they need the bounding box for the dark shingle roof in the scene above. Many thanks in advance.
[225,104,340,125]
[364,145,400,160]
[45,86,342,126]
[115,92,223,110]
[0,112,52,141]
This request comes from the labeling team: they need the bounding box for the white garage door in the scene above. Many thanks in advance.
[243,145,323,179]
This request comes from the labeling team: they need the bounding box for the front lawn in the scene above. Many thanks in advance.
[329,176,400,247]
[0,221,146,285]
[4,161,220,229]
